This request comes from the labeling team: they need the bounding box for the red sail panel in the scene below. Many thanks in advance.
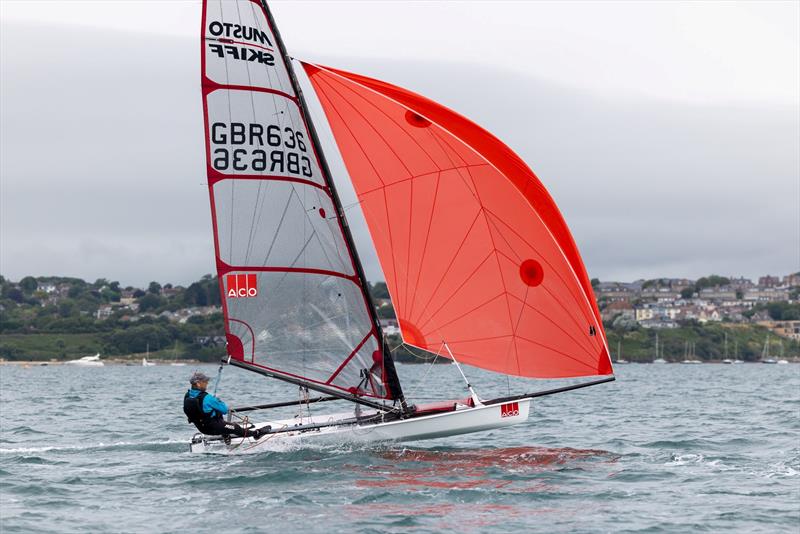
[200,1,391,399]
[303,63,612,379]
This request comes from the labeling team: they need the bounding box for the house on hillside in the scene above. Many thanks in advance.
[783,273,800,287]
[758,275,781,287]
[96,305,114,320]
[594,282,634,302]
[601,301,634,322]
[756,320,800,340]
[379,318,399,336]
[639,318,678,329]
[698,287,737,301]
[744,288,790,302]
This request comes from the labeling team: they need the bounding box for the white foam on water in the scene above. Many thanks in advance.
[0,439,188,455]
[665,453,704,466]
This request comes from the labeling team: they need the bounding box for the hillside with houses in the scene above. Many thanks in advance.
[0,272,798,363]
[594,273,799,341]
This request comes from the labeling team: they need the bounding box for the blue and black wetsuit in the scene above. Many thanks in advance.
[183,388,251,438]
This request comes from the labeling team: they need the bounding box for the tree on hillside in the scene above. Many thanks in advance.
[58,300,76,318]
[370,282,390,299]
[5,287,24,303]
[19,276,38,294]
[696,275,730,290]
[376,303,396,319]
[767,302,800,321]
[148,281,162,294]
[138,293,164,312]
[133,289,146,298]
[183,282,209,306]
[681,287,694,299]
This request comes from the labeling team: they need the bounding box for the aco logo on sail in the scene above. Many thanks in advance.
[226,274,258,299]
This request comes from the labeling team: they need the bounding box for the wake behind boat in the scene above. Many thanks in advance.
[189,0,614,453]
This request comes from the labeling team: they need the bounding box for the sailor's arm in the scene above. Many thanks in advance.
[203,394,229,415]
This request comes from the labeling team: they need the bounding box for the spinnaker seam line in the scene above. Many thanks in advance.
[513,333,598,372]
[492,244,597,351]
[485,208,597,332]
[355,164,489,196]
[315,74,438,175]
[420,292,507,339]
[406,171,441,321]
[414,249,495,331]
[311,86,388,188]
[408,208,485,327]
[469,163,523,374]
[505,292,597,360]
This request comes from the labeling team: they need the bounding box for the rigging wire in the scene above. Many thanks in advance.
[405,342,444,401]
[212,361,224,397]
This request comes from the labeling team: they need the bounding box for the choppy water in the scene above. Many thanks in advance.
[1,362,798,533]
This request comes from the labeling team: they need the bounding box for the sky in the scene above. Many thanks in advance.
[1,1,798,287]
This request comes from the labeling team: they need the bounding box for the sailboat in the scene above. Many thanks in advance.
[614,340,628,364]
[190,0,614,453]
[65,353,104,367]
[682,340,702,364]
[142,343,156,366]
[761,334,777,364]
[653,332,666,363]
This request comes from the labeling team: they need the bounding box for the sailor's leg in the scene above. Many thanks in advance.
[204,419,251,438]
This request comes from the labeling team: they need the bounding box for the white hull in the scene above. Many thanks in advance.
[189,398,531,454]
[65,354,104,367]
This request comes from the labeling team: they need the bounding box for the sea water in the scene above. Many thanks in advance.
[1,362,798,533]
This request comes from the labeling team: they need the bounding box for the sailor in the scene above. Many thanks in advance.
[183,371,265,440]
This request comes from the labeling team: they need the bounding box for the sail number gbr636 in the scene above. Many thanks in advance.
[211,122,313,177]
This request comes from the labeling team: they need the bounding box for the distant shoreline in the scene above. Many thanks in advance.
[0,359,206,366]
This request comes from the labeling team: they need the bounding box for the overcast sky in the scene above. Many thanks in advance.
[1,1,798,287]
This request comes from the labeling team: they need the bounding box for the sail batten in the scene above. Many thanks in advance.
[304,63,612,379]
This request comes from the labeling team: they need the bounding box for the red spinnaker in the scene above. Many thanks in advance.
[304,63,612,379]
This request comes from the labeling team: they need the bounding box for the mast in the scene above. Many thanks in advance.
[260,1,406,405]
[724,332,728,359]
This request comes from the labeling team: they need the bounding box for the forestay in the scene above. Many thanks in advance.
[200,0,395,399]
[303,64,613,379]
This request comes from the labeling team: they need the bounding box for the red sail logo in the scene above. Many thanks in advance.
[500,402,519,418]
[226,274,258,299]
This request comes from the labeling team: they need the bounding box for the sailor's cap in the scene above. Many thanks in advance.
[190,371,212,385]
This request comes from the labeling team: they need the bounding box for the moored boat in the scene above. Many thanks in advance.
[65,354,104,367]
